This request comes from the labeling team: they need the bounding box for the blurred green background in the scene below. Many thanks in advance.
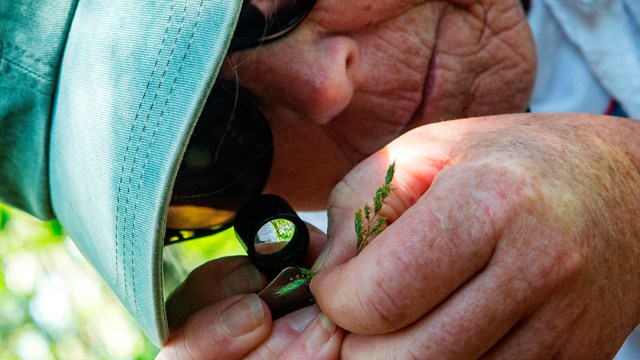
[0,203,246,360]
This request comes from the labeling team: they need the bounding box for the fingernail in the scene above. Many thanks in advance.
[311,243,330,272]
[220,294,265,337]
[305,314,336,349]
[289,305,320,333]
[223,263,264,296]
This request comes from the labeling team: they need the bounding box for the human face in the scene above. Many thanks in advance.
[220,0,536,209]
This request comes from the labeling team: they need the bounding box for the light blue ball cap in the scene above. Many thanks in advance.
[49,0,241,346]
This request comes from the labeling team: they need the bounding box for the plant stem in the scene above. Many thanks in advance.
[277,161,396,296]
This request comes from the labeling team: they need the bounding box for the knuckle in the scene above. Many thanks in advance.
[249,341,279,360]
[532,243,586,289]
[497,241,586,309]
[355,273,409,333]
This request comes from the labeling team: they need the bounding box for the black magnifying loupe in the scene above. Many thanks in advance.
[234,194,309,279]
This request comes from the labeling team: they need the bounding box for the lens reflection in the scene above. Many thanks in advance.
[255,218,296,255]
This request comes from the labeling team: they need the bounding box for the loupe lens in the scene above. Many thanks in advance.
[255,218,296,255]
[235,194,309,278]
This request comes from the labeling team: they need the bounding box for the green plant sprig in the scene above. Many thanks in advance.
[277,161,396,296]
[355,161,395,254]
[276,267,316,297]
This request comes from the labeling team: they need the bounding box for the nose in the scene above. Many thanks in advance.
[233,34,360,125]
[293,36,359,124]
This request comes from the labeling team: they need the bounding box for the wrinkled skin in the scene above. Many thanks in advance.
[157,0,640,359]
[221,0,535,209]
[312,113,640,359]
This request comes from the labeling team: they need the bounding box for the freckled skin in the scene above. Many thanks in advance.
[221,0,535,209]
[312,113,640,359]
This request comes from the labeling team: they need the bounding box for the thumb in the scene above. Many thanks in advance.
[157,294,271,360]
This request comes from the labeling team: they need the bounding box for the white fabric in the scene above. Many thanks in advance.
[529,0,640,118]
[528,1,640,358]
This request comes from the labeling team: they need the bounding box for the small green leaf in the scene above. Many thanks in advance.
[374,187,391,213]
[276,267,316,296]
[385,161,396,186]
[355,208,364,246]
[374,196,382,214]
[276,277,311,296]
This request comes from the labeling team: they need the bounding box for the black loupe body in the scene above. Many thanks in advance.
[234,194,309,278]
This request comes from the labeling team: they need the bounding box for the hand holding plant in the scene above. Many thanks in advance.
[276,161,396,296]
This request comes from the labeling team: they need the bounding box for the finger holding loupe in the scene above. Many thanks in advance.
[234,195,316,319]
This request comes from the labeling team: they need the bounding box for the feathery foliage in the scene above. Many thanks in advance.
[355,161,395,253]
[277,162,395,296]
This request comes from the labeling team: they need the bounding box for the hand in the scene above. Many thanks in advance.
[157,225,344,359]
[311,113,640,359]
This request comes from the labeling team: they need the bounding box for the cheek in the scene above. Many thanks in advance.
[412,0,536,121]
[354,4,440,88]
[327,5,441,132]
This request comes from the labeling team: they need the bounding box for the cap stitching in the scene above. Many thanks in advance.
[129,0,204,317]
[115,0,177,310]
[127,0,189,318]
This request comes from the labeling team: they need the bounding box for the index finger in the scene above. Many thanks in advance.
[313,130,446,271]
[310,123,514,334]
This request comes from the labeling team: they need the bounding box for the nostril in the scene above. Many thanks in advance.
[346,47,357,69]
[298,36,359,124]
[341,36,360,76]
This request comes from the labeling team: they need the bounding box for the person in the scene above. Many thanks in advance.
[155,0,640,359]
[1,1,638,359]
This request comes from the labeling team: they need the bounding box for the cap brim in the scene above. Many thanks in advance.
[50,0,241,346]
